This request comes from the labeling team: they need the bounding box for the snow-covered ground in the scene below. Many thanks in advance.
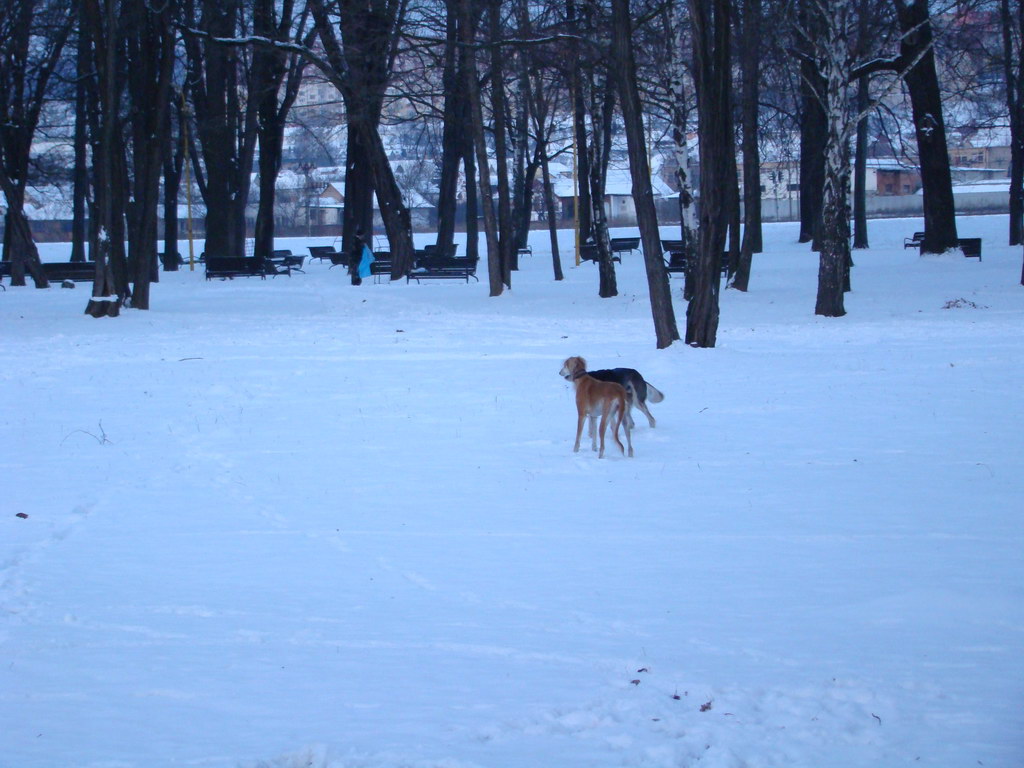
[1,216,1022,768]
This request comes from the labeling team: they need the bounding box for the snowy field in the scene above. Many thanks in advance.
[1,215,1022,768]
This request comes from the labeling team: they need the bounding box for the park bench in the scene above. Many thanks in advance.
[664,252,689,277]
[204,255,268,280]
[308,245,341,263]
[517,243,532,259]
[610,236,641,258]
[662,244,730,279]
[907,234,982,260]
[0,261,94,285]
[904,231,925,248]
[661,239,686,255]
[272,249,305,273]
[578,243,621,264]
[957,237,982,260]
[369,259,394,282]
[42,262,96,282]
[422,242,460,257]
[407,253,478,283]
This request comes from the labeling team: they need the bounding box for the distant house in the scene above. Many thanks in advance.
[553,167,674,225]
[305,182,436,231]
[871,161,922,196]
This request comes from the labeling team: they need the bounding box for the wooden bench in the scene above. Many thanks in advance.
[957,237,982,260]
[407,254,478,283]
[517,243,532,258]
[272,250,305,273]
[308,245,341,263]
[422,242,460,257]
[204,255,267,280]
[578,243,620,264]
[1,261,95,284]
[159,252,186,267]
[42,262,96,282]
[664,252,688,277]
[365,251,394,282]
[662,248,729,278]
[904,231,925,248]
[909,234,982,259]
[610,236,640,258]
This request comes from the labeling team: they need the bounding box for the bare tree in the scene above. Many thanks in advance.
[458,0,502,295]
[124,0,178,310]
[666,0,697,267]
[81,0,123,316]
[182,0,257,261]
[308,0,415,279]
[611,0,680,348]
[1000,0,1022,250]
[734,0,762,291]
[686,0,732,347]
[0,0,72,288]
[893,0,958,254]
[251,0,311,266]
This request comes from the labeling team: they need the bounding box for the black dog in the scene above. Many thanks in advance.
[585,367,664,429]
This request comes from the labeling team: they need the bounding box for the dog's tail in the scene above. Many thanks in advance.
[645,382,665,403]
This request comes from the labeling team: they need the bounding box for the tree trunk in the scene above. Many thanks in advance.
[0,0,70,287]
[734,0,761,292]
[186,0,256,260]
[463,141,479,262]
[487,0,514,288]
[853,74,870,249]
[126,0,176,310]
[435,0,462,252]
[83,0,122,317]
[540,148,563,281]
[611,0,679,348]
[529,67,563,281]
[895,0,958,254]
[458,0,502,296]
[797,0,825,247]
[162,97,185,270]
[815,0,853,318]
[1,197,48,288]
[587,72,617,299]
[668,0,697,266]
[1001,0,1023,247]
[567,0,592,245]
[71,18,90,264]
[686,0,731,348]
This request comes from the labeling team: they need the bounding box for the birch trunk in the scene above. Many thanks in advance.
[815,0,852,318]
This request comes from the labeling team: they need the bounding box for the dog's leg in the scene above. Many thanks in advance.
[587,412,598,452]
[597,406,609,458]
[620,400,634,457]
[574,406,586,453]
[610,398,626,456]
[636,398,656,429]
[623,385,637,430]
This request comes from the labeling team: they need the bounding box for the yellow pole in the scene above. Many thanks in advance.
[182,91,196,271]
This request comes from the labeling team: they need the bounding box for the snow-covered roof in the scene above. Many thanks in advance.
[551,168,674,199]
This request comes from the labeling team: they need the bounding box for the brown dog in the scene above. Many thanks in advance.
[559,356,634,458]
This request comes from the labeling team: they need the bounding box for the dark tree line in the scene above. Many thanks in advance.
[1,0,1021,338]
